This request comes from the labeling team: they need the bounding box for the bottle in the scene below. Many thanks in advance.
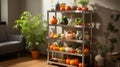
[55,0,60,10]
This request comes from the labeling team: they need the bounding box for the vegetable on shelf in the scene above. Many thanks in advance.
[49,16,58,24]
[65,5,72,11]
[75,18,82,25]
[59,16,68,25]
[65,31,76,39]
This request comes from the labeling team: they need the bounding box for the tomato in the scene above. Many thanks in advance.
[53,46,56,50]
[76,7,82,10]
[82,7,88,11]
[49,45,53,50]
[65,6,71,10]
[69,49,76,53]
[49,44,56,50]
[84,48,89,54]
[55,46,59,50]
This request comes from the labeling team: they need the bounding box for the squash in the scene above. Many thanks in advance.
[66,59,71,64]
[50,16,57,24]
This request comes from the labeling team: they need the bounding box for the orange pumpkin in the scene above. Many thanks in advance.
[69,59,79,66]
[78,63,86,67]
[70,59,75,65]
[74,59,79,65]
[50,16,57,24]
[66,59,71,64]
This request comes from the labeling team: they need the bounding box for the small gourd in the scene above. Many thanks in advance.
[50,16,57,24]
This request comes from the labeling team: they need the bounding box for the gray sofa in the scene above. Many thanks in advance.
[0,30,24,55]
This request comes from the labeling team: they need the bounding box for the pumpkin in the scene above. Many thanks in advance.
[78,63,86,67]
[50,16,57,24]
[74,59,79,65]
[70,59,75,65]
[70,59,79,66]
[66,59,71,64]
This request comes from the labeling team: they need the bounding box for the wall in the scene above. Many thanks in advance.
[90,0,120,52]
[8,0,21,34]
[1,0,21,34]
[1,0,8,22]
[21,0,42,16]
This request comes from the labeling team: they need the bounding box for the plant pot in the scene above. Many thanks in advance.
[31,50,40,59]
[81,4,88,8]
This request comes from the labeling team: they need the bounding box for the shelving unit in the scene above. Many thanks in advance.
[47,10,93,67]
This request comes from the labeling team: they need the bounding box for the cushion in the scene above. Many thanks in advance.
[0,30,8,42]
[0,41,21,46]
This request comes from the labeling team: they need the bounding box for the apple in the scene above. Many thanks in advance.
[76,7,82,10]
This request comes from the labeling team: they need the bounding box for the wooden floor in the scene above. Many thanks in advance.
[0,56,59,67]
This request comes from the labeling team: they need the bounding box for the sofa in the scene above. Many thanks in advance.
[0,29,24,55]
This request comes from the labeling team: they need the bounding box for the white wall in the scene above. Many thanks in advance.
[21,0,42,16]
[1,0,8,22]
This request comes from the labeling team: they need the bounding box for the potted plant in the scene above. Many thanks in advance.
[14,11,47,59]
[78,0,89,8]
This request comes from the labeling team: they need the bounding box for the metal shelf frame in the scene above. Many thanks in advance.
[47,10,93,67]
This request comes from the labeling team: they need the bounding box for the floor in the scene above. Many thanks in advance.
[0,55,59,67]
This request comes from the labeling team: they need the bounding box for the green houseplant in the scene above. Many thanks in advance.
[78,0,89,8]
[14,11,47,59]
